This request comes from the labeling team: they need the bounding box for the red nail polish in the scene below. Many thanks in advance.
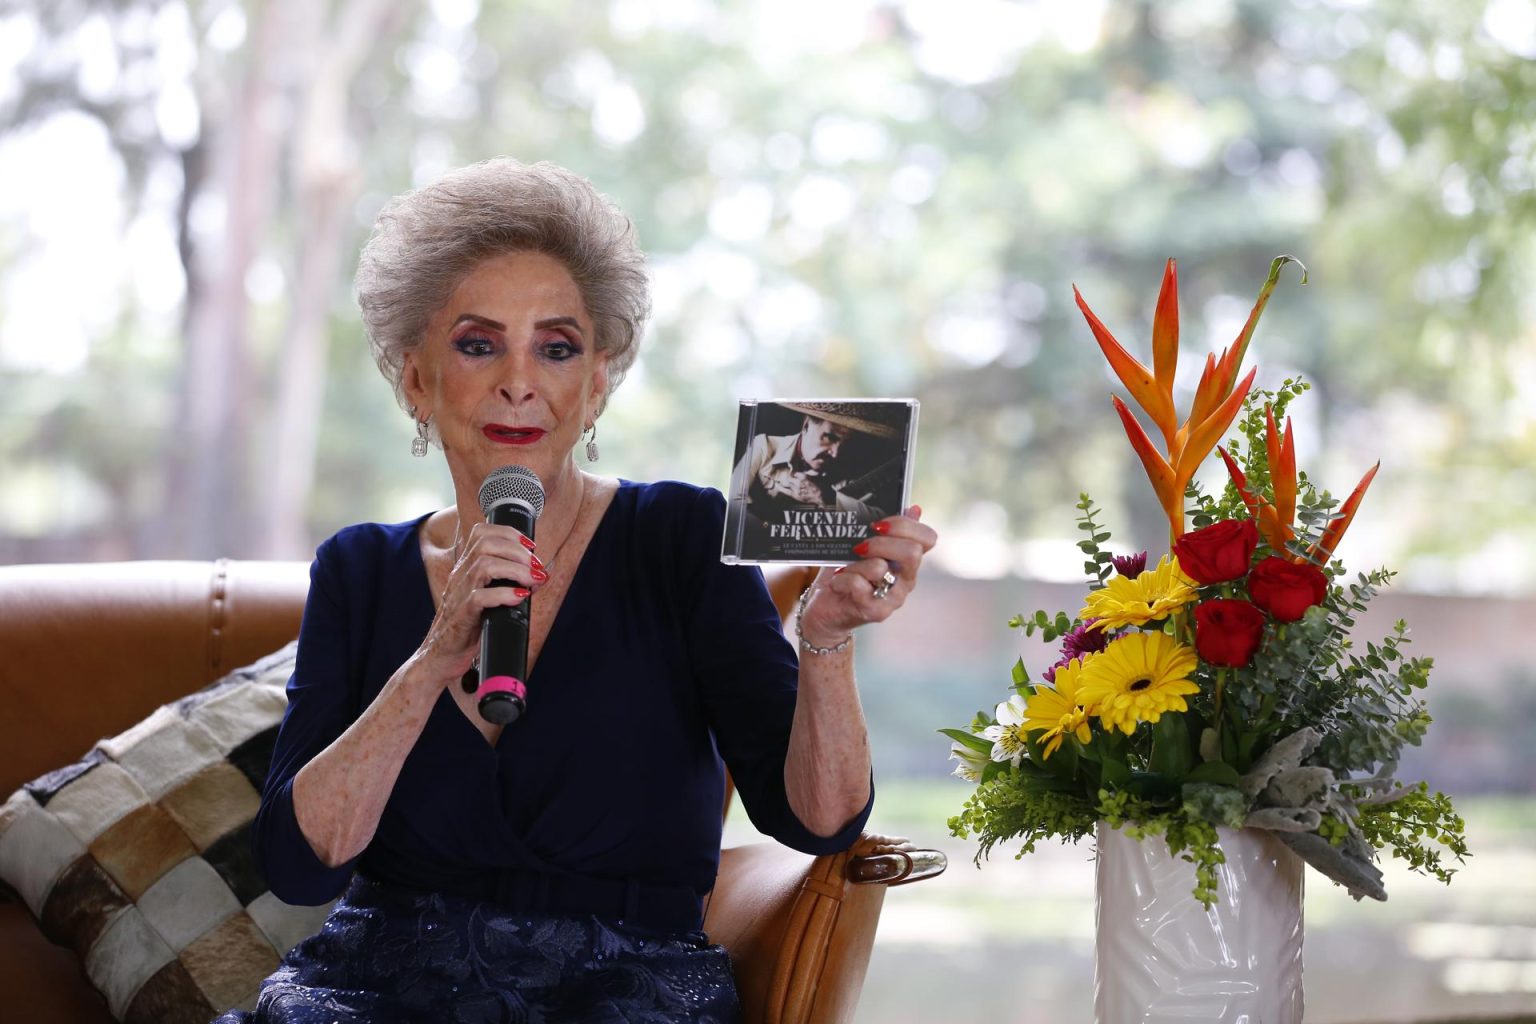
[909,504,923,519]
[530,555,545,572]
[519,536,537,552]
[871,521,891,535]
[512,587,531,598]
[853,541,871,557]
[531,568,549,583]
[833,565,847,574]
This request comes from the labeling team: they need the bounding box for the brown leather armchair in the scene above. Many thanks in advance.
[0,559,943,1024]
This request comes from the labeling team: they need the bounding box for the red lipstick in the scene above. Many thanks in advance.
[483,424,547,445]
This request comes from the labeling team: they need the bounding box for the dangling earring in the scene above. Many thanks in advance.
[585,423,600,463]
[412,412,430,457]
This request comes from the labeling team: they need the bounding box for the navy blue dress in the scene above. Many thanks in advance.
[217,481,872,1023]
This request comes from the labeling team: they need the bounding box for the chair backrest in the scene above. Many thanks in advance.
[0,559,310,798]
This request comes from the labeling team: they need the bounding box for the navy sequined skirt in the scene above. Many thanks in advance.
[212,876,740,1024]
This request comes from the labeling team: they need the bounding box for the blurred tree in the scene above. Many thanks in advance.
[259,0,412,556]
[0,0,1532,590]
[0,0,414,558]
[1320,1,1536,579]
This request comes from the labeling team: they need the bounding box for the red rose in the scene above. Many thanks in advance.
[1194,599,1267,667]
[1173,519,1259,584]
[1247,557,1328,622]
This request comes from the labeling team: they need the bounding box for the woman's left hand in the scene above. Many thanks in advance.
[797,505,938,648]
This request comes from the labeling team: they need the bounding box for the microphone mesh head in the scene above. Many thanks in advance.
[478,465,545,520]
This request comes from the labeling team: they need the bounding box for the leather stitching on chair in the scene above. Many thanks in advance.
[800,878,845,902]
[767,890,815,1021]
[208,559,230,678]
[786,898,838,1022]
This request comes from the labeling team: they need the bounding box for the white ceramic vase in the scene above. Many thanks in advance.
[1094,822,1304,1023]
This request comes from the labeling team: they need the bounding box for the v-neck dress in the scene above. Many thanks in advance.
[247,481,871,976]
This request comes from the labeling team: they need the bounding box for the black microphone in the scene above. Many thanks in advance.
[468,465,545,724]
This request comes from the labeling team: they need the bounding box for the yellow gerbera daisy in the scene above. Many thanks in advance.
[1079,555,1198,631]
[1076,631,1201,736]
[1021,657,1095,759]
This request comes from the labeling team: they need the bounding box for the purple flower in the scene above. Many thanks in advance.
[1112,552,1148,579]
[1060,619,1112,661]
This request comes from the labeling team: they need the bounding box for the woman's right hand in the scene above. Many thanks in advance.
[416,521,548,683]
[291,519,545,869]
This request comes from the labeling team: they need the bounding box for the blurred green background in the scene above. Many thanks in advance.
[3,0,1533,1019]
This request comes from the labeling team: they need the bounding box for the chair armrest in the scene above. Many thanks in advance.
[844,833,948,887]
[704,832,945,1024]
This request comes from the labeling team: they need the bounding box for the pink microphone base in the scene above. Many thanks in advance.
[479,675,527,700]
[477,675,527,725]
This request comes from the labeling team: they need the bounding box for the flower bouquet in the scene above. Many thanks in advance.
[943,258,1468,1021]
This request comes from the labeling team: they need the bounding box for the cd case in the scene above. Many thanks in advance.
[721,398,919,565]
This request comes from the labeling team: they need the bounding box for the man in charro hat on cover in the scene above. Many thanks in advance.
[727,401,903,524]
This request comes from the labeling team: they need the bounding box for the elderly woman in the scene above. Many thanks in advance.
[215,159,937,1023]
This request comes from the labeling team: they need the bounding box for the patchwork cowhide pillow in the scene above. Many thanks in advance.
[0,642,331,1022]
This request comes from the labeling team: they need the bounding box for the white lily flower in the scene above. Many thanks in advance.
[949,741,989,782]
[982,694,1030,767]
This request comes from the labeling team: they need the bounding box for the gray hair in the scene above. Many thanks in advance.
[355,158,650,418]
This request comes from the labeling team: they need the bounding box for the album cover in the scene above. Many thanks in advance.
[721,398,919,565]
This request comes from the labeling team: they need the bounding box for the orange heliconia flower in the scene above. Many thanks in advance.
[1073,256,1305,539]
[1218,411,1378,566]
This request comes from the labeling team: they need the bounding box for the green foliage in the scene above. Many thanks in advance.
[1180,783,1248,830]
[1318,813,1352,847]
[1354,784,1470,886]
[939,728,991,756]
[1166,820,1227,908]
[1149,711,1194,779]
[948,773,1097,863]
[1008,610,1076,646]
[949,766,1231,907]
[1302,586,1436,775]
[1074,493,1117,589]
[1232,610,1334,741]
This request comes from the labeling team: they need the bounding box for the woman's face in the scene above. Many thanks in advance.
[403,251,607,495]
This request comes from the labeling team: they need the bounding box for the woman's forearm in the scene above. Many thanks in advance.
[778,510,936,838]
[290,652,450,867]
[783,645,872,838]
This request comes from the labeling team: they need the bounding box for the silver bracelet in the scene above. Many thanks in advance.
[795,586,853,656]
